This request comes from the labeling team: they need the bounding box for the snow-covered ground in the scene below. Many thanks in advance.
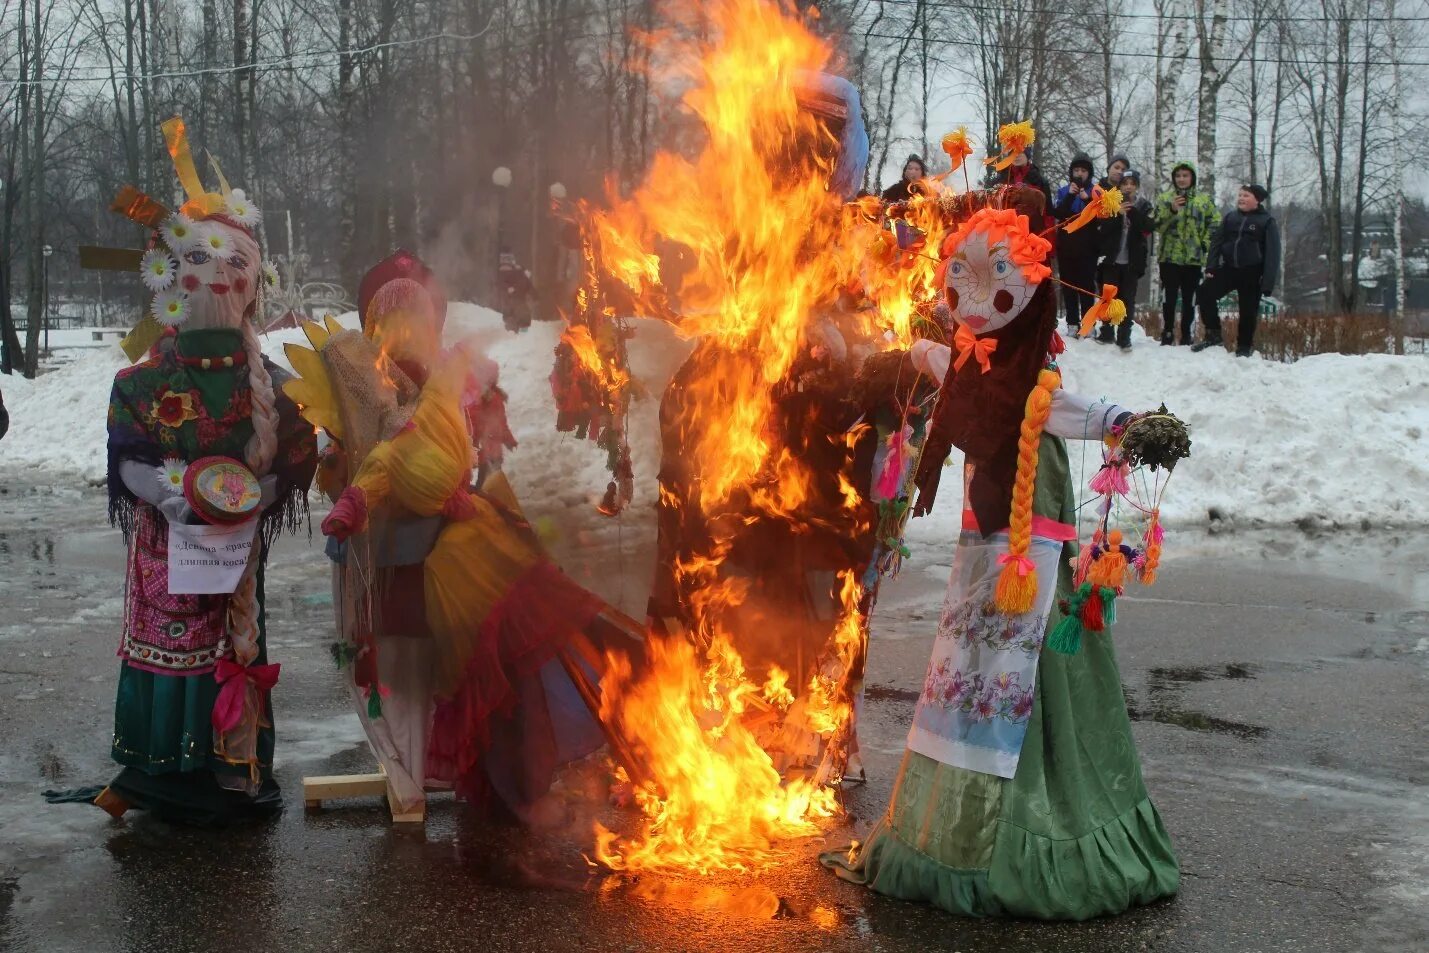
[2,307,1427,543]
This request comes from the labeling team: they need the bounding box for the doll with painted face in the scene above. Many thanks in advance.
[92,118,317,823]
[824,188,1182,920]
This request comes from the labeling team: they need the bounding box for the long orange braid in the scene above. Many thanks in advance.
[993,365,1061,615]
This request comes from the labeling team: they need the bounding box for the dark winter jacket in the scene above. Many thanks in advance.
[1096,195,1155,278]
[1207,205,1282,293]
[0,388,8,442]
[1053,154,1099,257]
[992,162,1054,221]
[881,179,920,203]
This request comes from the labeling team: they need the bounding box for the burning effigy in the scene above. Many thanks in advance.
[549,0,1195,913]
[548,0,904,872]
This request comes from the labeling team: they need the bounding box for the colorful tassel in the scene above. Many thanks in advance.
[1046,584,1091,655]
[876,426,912,500]
[994,552,1038,615]
[366,686,383,720]
[1080,586,1105,631]
[1079,284,1128,337]
[1099,586,1117,626]
[1141,510,1164,584]
[1089,460,1131,496]
[1088,529,1130,589]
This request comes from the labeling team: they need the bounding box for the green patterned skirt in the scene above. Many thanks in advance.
[108,576,278,824]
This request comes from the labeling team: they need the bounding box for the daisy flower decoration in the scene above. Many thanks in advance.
[201,228,231,255]
[225,189,262,229]
[159,213,200,253]
[261,260,280,289]
[139,248,179,292]
[152,288,190,327]
[156,457,188,495]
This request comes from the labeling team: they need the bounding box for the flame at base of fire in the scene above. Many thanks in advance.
[595,636,839,874]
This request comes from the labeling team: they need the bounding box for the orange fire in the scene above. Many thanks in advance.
[580,0,906,873]
[594,636,839,874]
[561,323,630,392]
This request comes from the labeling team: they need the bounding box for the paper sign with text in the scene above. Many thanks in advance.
[167,519,259,594]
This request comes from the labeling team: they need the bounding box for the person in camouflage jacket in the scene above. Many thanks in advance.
[1153,161,1220,345]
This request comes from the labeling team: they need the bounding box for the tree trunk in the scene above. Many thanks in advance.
[1328,9,1350,312]
[1346,12,1372,315]
[23,0,45,378]
[123,0,140,184]
[1246,25,1258,184]
[1195,0,1231,198]
[337,0,358,292]
[1156,1,1191,184]
[234,0,249,183]
[200,0,217,154]
[1388,0,1406,352]
[1266,21,1285,199]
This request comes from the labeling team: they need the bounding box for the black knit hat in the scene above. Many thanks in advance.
[1243,184,1269,205]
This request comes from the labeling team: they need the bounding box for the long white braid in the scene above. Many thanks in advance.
[226,321,279,671]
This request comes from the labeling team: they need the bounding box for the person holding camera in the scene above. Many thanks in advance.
[1095,169,1154,350]
[1052,153,1100,336]
[1153,161,1220,345]
[1192,185,1281,357]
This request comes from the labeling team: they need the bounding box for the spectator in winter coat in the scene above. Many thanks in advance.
[1052,153,1099,335]
[991,147,1054,232]
[1153,161,1221,345]
[1102,153,1131,190]
[1095,169,1154,349]
[1193,185,1282,357]
[881,155,928,204]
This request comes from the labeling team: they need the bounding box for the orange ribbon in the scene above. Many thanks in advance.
[953,324,998,374]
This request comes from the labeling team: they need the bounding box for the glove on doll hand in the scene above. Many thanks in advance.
[157,495,196,525]
[322,486,369,542]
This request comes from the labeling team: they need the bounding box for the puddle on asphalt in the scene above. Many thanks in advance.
[1125,661,1269,739]
[1146,662,1260,687]
[862,684,919,704]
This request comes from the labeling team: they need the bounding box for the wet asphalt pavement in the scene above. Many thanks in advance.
[0,474,1425,953]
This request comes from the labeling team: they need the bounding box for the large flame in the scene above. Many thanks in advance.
[582,0,918,873]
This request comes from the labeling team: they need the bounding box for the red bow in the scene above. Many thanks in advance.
[212,659,281,733]
[997,552,1036,577]
[953,324,998,374]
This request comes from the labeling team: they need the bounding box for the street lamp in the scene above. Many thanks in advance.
[41,244,53,355]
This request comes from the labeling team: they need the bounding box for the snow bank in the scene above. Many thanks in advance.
[2,311,1425,537]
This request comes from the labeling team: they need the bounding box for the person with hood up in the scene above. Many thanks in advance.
[1153,161,1220,345]
[1052,153,1099,335]
[882,155,928,204]
[1095,169,1154,349]
[1193,185,1281,357]
[1102,153,1130,191]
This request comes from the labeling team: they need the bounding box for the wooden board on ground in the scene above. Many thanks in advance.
[302,765,427,825]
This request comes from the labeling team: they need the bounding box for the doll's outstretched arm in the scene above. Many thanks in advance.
[1047,388,1132,441]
